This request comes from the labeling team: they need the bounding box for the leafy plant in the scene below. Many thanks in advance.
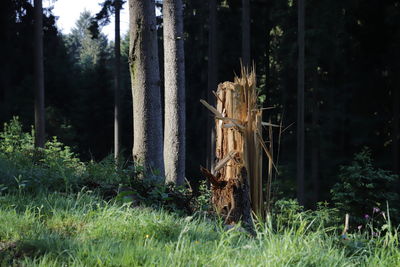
[331,147,399,227]
[0,116,34,155]
[194,180,212,212]
[0,118,84,193]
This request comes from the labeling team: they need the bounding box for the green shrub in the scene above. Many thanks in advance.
[0,116,34,154]
[83,155,130,185]
[0,118,84,193]
[331,147,399,227]
[43,137,83,170]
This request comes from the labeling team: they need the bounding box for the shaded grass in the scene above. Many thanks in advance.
[1,192,399,266]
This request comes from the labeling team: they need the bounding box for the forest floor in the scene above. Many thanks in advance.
[1,192,400,266]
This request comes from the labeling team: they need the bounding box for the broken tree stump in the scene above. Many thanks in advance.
[201,67,276,230]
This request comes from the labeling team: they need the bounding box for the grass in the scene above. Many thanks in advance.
[1,118,399,266]
[1,192,399,266]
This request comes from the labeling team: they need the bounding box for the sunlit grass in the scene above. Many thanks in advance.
[1,192,399,266]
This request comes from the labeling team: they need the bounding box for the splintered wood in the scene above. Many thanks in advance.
[201,67,272,226]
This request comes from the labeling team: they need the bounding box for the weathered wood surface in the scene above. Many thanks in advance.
[201,68,272,231]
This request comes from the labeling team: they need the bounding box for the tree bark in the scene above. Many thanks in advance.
[264,1,270,91]
[163,0,186,185]
[114,0,121,162]
[207,0,218,173]
[297,0,305,205]
[129,0,164,177]
[266,119,273,212]
[311,73,320,207]
[34,0,45,148]
[393,86,399,175]
[0,69,11,121]
[262,1,272,212]
[242,0,250,67]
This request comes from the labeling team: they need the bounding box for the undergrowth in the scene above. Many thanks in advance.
[0,117,203,214]
[0,118,399,266]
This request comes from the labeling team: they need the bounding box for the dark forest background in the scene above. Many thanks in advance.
[1,0,399,207]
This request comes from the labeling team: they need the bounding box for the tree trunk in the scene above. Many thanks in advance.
[297,0,305,205]
[311,73,320,207]
[393,85,399,175]
[242,0,250,67]
[207,0,218,173]
[129,0,164,177]
[34,0,45,148]
[114,0,121,162]
[262,1,272,212]
[264,1,270,92]
[0,69,11,121]
[266,119,273,212]
[163,0,186,185]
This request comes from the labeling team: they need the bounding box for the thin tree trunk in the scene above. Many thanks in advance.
[1,71,11,120]
[114,0,121,162]
[311,73,319,207]
[262,2,271,210]
[264,1,270,91]
[163,0,186,185]
[34,0,45,148]
[207,0,218,173]
[393,86,399,175]
[242,0,250,67]
[297,0,305,205]
[266,120,273,212]
[129,0,164,177]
